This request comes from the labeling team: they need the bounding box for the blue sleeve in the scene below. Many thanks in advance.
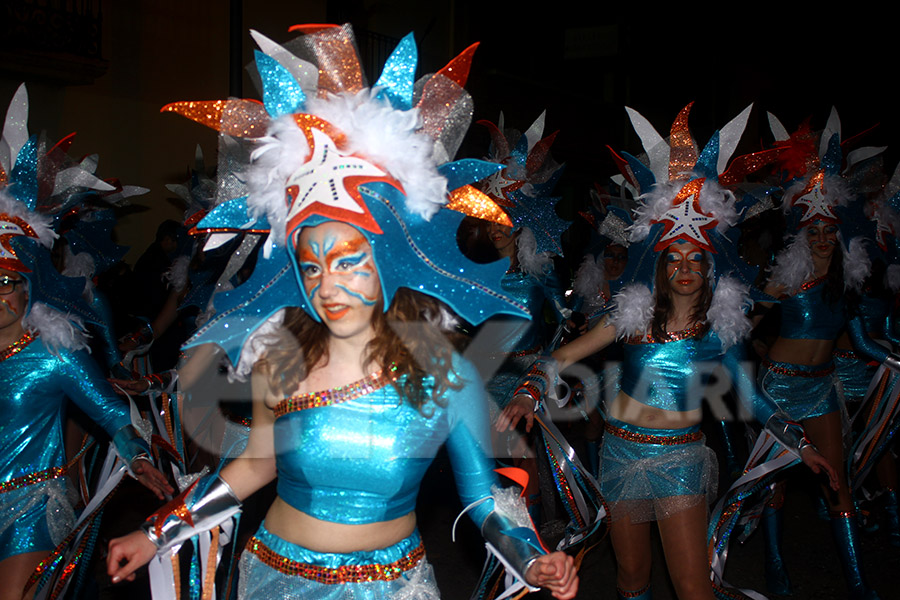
[539,269,569,323]
[721,342,778,424]
[885,312,900,348]
[444,355,499,528]
[847,314,891,363]
[58,349,133,436]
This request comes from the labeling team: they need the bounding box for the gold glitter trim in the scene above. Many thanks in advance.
[0,331,36,362]
[0,465,66,494]
[604,422,702,445]
[798,276,827,292]
[832,349,861,360]
[762,360,834,378]
[447,185,512,226]
[617,583,652,598]
[274,365,398,418]
[630,321,704,344]
[244,536,424,583]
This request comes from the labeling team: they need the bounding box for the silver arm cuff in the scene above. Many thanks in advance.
[884,353,900,374]
[481,511,543,587]
[141,474,241,551]
[764,412,812,457]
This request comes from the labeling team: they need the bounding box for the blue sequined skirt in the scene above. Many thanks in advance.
[833,352,876,403]
[760,358,841,420]
[600,418,716,523]
[238,522,439,599]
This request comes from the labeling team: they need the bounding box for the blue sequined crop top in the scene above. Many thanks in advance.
[779,278,845,340]
[272,355,497,526]
[620,328,778,423]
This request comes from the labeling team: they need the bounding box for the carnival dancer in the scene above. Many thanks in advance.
[757,109,898,599]
[0,84,172,599]
[105,24,577,599]
[510,103,838,600]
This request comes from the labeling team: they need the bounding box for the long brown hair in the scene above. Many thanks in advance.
[261,288,462,412]
[650,247,712,341]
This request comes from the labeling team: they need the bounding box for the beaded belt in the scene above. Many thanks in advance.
[0,465,66,494]
[605,422,702,445]
[489,344,542,361]
[832,349,861,360]
[762,359,834,378]
[244,536,425,583]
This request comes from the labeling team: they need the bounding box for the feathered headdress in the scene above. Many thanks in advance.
[0,84,136,352]
[476,112,570,275]
[767,108,880,292]
[164,24,528,370]
[607,103,779,348]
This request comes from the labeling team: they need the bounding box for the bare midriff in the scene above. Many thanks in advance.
[264,496,417,553]
[607,391,701,430]
[767,337,834,366]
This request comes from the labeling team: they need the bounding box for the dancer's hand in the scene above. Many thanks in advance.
[801,446,839,491]
[496,394,535,432]
[526,551,579,599]
[108,377,150,395]
[107,530,156,583]
[132,458,175,499]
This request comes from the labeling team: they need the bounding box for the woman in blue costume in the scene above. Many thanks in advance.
[0,84,171,599]
[105,24,577,599]
[512,104,838,600]
[757,110,900,600]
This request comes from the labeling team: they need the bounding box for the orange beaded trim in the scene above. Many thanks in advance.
[0,331,36,362]
[244,536,425,583]
[0,465,66,494]
[605,422,702,445]
[832,348,860,360]
[617,583,651,598]
[630,321,704,344]
[762,360,834,378]
[274,364,398,418]
[798,276,827,292]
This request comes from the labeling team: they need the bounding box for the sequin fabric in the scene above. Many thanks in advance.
[272,355,499,527]
[759,358,841,420]
[0,337,131,559]
[239,525,439,599]
[778,278,846,340]
[274,366,396,417]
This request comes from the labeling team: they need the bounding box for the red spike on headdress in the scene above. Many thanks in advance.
[161,100,269,138]
[48,132,76,156]
[668,102,697,181]
[288,24,340,34]
[437,42,479,88]
[477,119,510,160]
[607,145,637,189]
[719,147,785,186]
[526,130,558,175]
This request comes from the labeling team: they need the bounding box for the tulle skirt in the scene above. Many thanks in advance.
[600,417,717,523]
[238,522,440,600]
[0,478,74,561]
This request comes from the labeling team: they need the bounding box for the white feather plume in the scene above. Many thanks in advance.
[573,254,606,307]
[229,309,286,382]
[782,174,852,214]
[708,276,753,349]
[769,234,815,292]
[163,255,191,292]
[885,264,900,293]
[22,302,90,354]
[516,227,552,276]
[842,236,871,292]
[610,283,654,339]
[0,190,57,248]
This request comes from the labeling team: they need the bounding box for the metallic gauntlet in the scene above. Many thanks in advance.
[481,511,544,588]
[141,474,241,551]
[764,412,814,457]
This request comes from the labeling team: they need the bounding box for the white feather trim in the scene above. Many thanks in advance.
[708,276,752,349]
[0,190,57,248]
[573,255,606,307]
[782,174,852,214]
[769,235,814,292]
[61,248,96,280]
[247,90,448,245]
[516,227,552,276]
[629,178,737,243]
[422,303,459,332]
[885,264,900,293]
[842,236,871,292]
[163,255,191,292]
[229,309,286,382]
[22,302,90,354]
[610,284,654,339]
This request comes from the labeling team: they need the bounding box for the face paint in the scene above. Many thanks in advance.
[297,222,382,339]
[806,220,839,261]
[663,241,706,297]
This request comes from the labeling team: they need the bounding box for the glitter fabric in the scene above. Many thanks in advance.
[239,525,439,599]
[0,329,35,361]
[446,185,511,226]
[161,100,270,139]
[274,366,395,417]
[667,103,698,181]
[303,24,365,97]
[414,70,474,165]
[0,337,133,560]
[272,356,499,527]
[759,358,841,420]
[778,278,845,340]
[599,417,716,523]
[374,34,417,111]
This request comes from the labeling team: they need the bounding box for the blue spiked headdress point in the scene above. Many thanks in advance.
[164,24,529,370]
